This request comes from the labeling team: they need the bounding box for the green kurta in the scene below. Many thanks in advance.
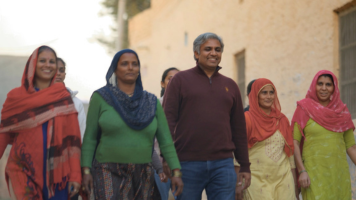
[81,92,181,170]
[294,119,355,200]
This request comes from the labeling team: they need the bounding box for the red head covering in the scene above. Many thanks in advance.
[0,46,82,198]
[291,70,355,136]
[0,46,75,132]
[245,78,294,156]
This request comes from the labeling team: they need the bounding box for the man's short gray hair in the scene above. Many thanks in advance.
[193,32,224,60]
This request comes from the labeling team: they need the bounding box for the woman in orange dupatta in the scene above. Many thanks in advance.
[0,46,82,199]
[242,78,298,200]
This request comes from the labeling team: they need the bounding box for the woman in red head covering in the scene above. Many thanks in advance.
[292,70,356,200]
[242,78,297,200]
[0,46,82,199]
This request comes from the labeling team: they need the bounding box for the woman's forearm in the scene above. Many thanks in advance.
[293,140,306,171]
[347,145,356,165]
[291,168,297,185]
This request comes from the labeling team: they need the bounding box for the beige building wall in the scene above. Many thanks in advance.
[129,0,356,199]
[129,0,354,119]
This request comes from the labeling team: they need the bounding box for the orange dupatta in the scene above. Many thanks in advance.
[245,78,294,156]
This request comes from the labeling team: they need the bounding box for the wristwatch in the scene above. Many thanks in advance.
[171,170,183,178]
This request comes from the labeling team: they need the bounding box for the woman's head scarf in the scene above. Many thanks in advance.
[245,78,294,156]
[0,46,76,132]
[291,70,355,136]
[0,46,82,198]
[95,49,157,130]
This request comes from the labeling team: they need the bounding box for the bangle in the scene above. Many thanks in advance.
[171,170,183,178]
[299,170,307,175]
[83,168,91,175]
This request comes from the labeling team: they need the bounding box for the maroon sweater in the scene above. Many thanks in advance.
[163,65,250,172]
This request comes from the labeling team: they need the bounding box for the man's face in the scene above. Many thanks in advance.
[55,60,66,83]
[194,39,222,70]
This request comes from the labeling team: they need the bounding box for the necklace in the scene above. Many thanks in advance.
[128,93,134,97]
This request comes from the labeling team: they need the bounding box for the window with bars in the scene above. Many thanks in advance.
[339,7,356,119]
[235,52,246,106]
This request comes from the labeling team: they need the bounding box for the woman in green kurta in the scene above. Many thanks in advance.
[292,70,356,200]
[81,49,183,199]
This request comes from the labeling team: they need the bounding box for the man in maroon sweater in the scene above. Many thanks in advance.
[162,32,251,200]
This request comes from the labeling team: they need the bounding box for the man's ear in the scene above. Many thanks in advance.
[194,51,200,60]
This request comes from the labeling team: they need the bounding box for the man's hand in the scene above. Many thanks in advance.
[234,166,243,200]
[238,172,251,190]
